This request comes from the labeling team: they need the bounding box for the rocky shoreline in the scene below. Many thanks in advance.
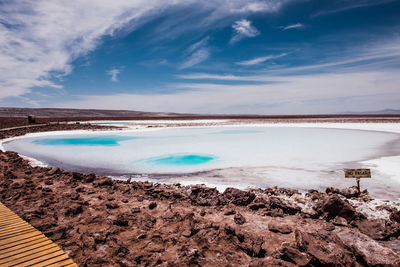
[0,122,119,140]
[1,123,400,266]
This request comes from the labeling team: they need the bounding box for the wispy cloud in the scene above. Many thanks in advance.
[0,0,291,101]
[56,70,400,114]
[59,40,400,113]
[179,39,400,81]
[176,73,249,81]
[106,68,121,82]
[180,37,210,69]
[281,23,304,30]
[236,53,288,66]
[312,0,397,17]
[230,19,260,44]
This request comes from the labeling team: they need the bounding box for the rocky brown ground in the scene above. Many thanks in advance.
[1,150,400,266]
[1,121,400,266]
[0,122,119,139]
[2,115,400,130]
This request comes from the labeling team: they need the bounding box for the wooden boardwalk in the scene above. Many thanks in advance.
[0,202,77,267]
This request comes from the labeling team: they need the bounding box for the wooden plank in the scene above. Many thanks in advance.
[0,238,51,255]
[0,228,37,239]
[0,217,22,224]
[0,224,34,235]
[0,245,61,265]
[0,223,34,232]
[0,223,31,233]
[0,219,23,225]
[0,232,43,246]
[0,220,29,227]
[28,254,74,267]
[0,235,46,250]
[60,262,79,267]
[13,250,66,266]
[34,257,77,267]
[0,202,77,267]
[0,243,59,264]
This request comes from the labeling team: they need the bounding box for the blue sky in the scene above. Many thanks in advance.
[1,0,400,114]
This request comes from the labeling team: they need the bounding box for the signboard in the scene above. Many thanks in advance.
[344,169,371,178]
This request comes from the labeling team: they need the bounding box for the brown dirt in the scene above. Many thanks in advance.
[1,122,400,266]
[0,122,119,139]
[2,115,400,130]
[1,154,400,266]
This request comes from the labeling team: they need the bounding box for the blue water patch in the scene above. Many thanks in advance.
[210,130,264,135]
[33,135,136,146]
[148,154,215,166]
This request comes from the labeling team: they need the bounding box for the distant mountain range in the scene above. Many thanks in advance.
[341,109,400,115]
[0,107,399,118]
[0,107,183,118]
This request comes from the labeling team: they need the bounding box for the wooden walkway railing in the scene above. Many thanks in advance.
[0,202,77,267]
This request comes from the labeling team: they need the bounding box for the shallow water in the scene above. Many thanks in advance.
[3,126,400,199]
[33,136,136,146]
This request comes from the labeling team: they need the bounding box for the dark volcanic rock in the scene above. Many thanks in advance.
[65,204,83,216]
[94,177,113,187]
[326,186,359,198]
[295,230,356,265]
[306,189,324,200]
[84,173,96,183]
[269,197,301,215]
[223,187,255,206]
[268,221,292,234]
[190,186,223,206]
[316,194,358,221]
[148,202,157,210]
[106,202,119,209]
[390,209,400,223]
[355,218,400,241]
[224,209,236,215]
[114,214,129,227]
[72,172,84,180]
[47,168,60,175]
[280,245,310,266]
[336,229,400,266]
[234,212,246,225]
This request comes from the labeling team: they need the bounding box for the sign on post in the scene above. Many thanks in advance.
[344,169,371,195]
[345,169,371,178]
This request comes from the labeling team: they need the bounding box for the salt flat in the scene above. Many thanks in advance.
[2,120,400,200]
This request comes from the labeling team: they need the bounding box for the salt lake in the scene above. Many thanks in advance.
[3,125,400,199]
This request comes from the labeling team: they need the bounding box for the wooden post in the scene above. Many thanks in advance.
[345,169,371,195]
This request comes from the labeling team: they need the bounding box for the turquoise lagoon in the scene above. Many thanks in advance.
[33,136,135,146]
[3,126,400,198]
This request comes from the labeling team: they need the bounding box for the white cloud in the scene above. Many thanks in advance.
[55,36,400,114]
[180,49,210,69]
[180,37,210,69]
[0,0,290,100]
[176,73,247,81]
[186,37,210,55]
[236,53,288,66]
[56,70,400,114]
[106,68,121,82]
[230,19,260,44]
[312,0,397,18]
[281,23,304,30]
